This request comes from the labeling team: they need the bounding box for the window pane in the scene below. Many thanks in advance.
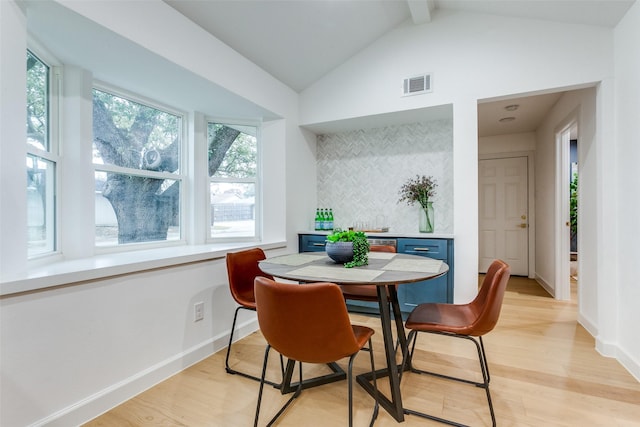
[207,123,257,179]
[210,182,255,238]
[27,155,55,256]
[92,89,181,173]
[95,171,180,246]
[26,51,49,151]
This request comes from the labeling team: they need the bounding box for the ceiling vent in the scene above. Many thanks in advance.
[402,73,432,96]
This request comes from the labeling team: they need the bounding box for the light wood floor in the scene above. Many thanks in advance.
[85,277,640,426]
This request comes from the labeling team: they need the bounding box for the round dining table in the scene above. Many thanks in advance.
[259,251,449,423]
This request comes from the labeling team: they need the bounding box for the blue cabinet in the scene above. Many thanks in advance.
[298,234,454,316]
[396,238,454,312]
[298,234,327,252]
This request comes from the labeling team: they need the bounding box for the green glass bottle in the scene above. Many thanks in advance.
[328,208,334,230]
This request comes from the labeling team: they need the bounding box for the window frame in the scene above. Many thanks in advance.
[206,118,262,243]
[26,44,62,260]
[92,82,188,251]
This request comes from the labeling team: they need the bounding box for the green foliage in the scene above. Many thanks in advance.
[208,123,257,179]
[327,229,369,268]
[93,89,180,154]
[26,51,48,150]
[344,237,369,268]
[326,229,365,242]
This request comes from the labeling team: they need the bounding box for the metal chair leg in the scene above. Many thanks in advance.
[226,306,282,387]
[366,337,379,427]
[401,331,497,427]
[254,344,302,427]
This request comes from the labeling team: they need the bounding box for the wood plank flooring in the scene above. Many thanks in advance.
[84,277,640,426]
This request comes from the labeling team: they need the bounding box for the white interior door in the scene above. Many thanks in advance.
[479,157,529,275]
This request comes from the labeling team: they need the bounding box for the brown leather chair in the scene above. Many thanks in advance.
[401,259,511,427]
[339,244,397,301]
[253,276,379,427]
[225,248,280,385]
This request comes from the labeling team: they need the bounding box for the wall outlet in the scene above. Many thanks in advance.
[194,302,204,322]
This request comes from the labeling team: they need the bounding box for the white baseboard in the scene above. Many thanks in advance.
[32,319,260,427]
[534,274,555,297]
[595,335,640,383]
[577,311,598,338]
[616,346,640,382]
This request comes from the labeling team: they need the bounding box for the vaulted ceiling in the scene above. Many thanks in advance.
[164,0,634,93]
[164,0,634,136]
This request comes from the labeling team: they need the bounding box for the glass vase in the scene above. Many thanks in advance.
[419,202,434,233]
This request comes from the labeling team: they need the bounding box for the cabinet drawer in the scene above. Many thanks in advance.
[397,238,448,261]
[299,234,327,252]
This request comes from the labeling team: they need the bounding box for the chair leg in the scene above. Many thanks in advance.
[479,336,491,384]
[366,338,379,427]
[226,306,282,387]
[254,345,303,427]
[347,339,379,427]
[348,354,355,427]
[402,331,497,427]
[254,344,271,427]
[399,329,418,383]
[475,336,496,427]
[225,306,243,374]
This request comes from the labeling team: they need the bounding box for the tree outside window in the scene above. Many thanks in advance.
[208,123,258,239]
[92,89,256,245]
[92,88,183,245]
[26,50,56,257]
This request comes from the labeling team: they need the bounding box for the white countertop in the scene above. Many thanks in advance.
[298,230,455,239]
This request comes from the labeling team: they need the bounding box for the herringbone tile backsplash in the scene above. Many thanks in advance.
[317,120,453,234]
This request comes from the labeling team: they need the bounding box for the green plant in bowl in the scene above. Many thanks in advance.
[326,229,369,268]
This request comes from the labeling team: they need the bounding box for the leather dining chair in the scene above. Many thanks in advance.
[253,276,379,427]
[225,248,281,386]
[400,259,510,427]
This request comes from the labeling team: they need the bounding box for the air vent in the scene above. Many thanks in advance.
[402,73,432,96]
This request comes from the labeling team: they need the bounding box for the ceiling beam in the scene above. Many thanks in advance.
[407,0,435,24]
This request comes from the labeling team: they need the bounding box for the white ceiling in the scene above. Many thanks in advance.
[164,0,635,93]
[164,0,634,136]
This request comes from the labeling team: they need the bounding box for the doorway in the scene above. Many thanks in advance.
[555,122,578,301]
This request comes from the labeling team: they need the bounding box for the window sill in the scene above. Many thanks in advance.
[0,240,287,297]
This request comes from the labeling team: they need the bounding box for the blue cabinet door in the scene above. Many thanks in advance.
[298,234,327,252]
[396,238,454,310]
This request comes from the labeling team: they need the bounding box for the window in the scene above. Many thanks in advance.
[26,50,58,257]
[93,87,184,246]
[207,122,259,240]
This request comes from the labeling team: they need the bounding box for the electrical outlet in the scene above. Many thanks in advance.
[194,302,204,322]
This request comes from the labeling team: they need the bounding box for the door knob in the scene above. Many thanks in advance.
[519,223,527,228]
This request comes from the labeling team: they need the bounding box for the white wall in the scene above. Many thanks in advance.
[0,0,28,277]
[0,1,314,426]
[301,9,614,305]
[613,0,640,379]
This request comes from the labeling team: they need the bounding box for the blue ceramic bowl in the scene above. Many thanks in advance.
[325,241,354,263]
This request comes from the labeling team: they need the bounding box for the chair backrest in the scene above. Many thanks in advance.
[469,259,511,336]
[254,276,362,364]
[226,248,272,306]
[370,244,396,253]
